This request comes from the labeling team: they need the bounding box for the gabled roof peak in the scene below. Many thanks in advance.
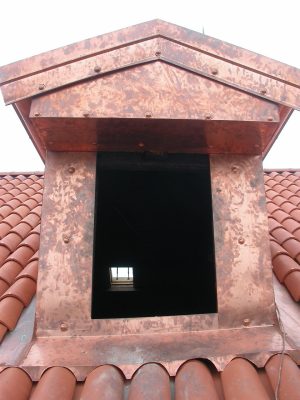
[0,20,300,159]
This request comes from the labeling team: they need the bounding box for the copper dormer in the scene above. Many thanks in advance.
[1,20,300,381]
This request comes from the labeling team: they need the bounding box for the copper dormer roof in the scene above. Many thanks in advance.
[1,20,300,158]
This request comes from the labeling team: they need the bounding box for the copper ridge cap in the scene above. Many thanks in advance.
[1,19,300,89]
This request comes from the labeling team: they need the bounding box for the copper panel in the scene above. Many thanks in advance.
[30,118,278,155]
[29,62,279,121]
[1,19,300,89]
[210,155,276,328]
[36,152,97,335]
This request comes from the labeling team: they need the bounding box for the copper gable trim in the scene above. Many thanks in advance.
[0,20,299,161]
[1,19,300,103]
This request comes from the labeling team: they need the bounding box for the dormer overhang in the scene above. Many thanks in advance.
[0,19,299,160]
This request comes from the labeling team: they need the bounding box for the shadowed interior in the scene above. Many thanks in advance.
[92,153,217,318]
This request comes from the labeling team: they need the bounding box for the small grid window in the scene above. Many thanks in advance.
[110,267,133,285]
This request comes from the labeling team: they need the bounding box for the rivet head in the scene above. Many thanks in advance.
[267,116,273,122]
[38,83,45,90]
[260,88,267,95]
[211,67,218,75]
[34,112,40,117]
[205,113,213,120]
[145,112,152,118]
[83,112,90,118]
[68,166,75,174]
[155,51,161,57]
[94,65,101,73]
[63,234,70,244]
[60,322,68,331]
[238,237,245,244]
[231,165,239,173]
[138,142,145,148]
[243,318,251,327]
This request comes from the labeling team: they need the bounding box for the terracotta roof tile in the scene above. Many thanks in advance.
[80,365,124,400]
[22,213,40,229]
[128,363,171,400]
[221,358,269,400]
[11,222,33,240]
[1,277,36,307]
[6,246,35,268]
[0,324,7,342]
[3,213,22,228]
[175,360,219,400]
[284,271,300,302]
[1,232,23,252]
[0,222,11,239]
[16,260,38,282]
[0,246,11,265]
[30,367,76,400]
[0,367,32,400]
[0,297,24,330]
[265,355,300,399]
[272,253,300,282]
[0,261,23,285]
[0,280,9,297]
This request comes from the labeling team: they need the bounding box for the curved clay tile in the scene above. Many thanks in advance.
[0,280,9,297]
[0,222,12,239]
[20,232,40,253]
[0,246,11,266]
[23,188,36,197]
[1,277,36,307]
[11,222,33,240]
[221,358,269,400]
[0,367,32,400]
[283,238,300,262]
[30,367,76,400]
[80,365,124,400]
[271,227,294,245]
[128,363,171,400]
[272,254,300,282]
[1,232,23,252]
[12,205,31,219]
[3,213,22,228]
[0,297,24,331]
[22,213,40,229]
[270,240,289,258]
[175,360,219,400]
[31,182,43,191]
[7,246,35,267]
[0,261,23,285]
[15,193,30,203]
[0,205,14,219]
[0,323,7,342]
[16,260,38,282]
[284,272,300,301]
[265,354,300,400]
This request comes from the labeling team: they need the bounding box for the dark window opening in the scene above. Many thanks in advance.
[92,153,217,319]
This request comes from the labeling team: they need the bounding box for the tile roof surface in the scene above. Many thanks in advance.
[0,174,42,343]
[0,172,300,399]
[264,171,300,302]
[0,355,300,399]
